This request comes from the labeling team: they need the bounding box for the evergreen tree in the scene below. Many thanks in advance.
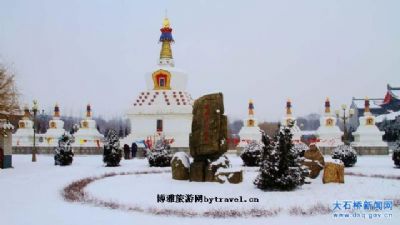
[254,126,306,191]
[54,133,74,166]
[147,137,172,167]
[103,129,122,167]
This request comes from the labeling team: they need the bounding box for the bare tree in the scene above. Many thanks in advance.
[0,65,20,115]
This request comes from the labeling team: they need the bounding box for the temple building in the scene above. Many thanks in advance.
[12,106,34,146]
[316,98,343,151]
[280,99,301,142]
[352,98,388,155]
[72,104,103,147]
[122,17,194,150]
[41,104,65,147]
[238,100,261,147]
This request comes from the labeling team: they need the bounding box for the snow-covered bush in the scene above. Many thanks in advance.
[147,139,172,167]
[393,142,400,168]
[240,141,263,167]
[54,133,74,166]
[103,130,122,167]
[254,127,306,191]
[332,144,357,167]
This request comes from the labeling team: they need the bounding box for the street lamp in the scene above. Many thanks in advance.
[335,104,355,145]
[32,100,39,162]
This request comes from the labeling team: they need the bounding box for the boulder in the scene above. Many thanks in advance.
[302,159,323,178]
[215,169,243,184]
[304,144,325,166]
[189,160,206,182]
[322,160,344,184]
[302,144,325,179]
[171,152,190,180]
[204,155,230,182]
[190,93,228,159]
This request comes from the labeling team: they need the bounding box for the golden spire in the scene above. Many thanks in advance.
[248,99,254,116]
[286,99,292,116]
[86,104,92,118]
[325,97,331,114]
[23,105,30,119]
[364,96,370,113]
[163,17,170,28]
[54,103,60,118]
[159,16,174,61]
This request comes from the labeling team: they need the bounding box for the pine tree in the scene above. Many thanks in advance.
[54,133,74,166]
[254,126,306,191]
[147,137,172,167]
[103,129,122,167]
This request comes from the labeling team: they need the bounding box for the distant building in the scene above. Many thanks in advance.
[350,84,400,128]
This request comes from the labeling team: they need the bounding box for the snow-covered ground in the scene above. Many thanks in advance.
[0,154,399,225]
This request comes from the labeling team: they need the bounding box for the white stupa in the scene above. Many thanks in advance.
[316,98,343,148]
[73,104,103,147]
[280,99,302,142]
[41,104,66,147]
[352,98,387,147]
[12,106,34,146]
[238,100,261,147]
[122,17,193,150]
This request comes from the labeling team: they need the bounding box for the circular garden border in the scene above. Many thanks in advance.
[62,170,400,218]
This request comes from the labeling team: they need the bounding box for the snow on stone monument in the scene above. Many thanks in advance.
[0,119,14,169]
[188,93,242,183]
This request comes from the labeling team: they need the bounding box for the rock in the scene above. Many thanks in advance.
[189,160,206,182]
[304,144,325,166]
[190,93,228,159]
[302,159,324,179]
[171,152,190,180]
[322,160,344,184]
[215,169,243,184]
[302,144,325,179]
[204,155,230,182]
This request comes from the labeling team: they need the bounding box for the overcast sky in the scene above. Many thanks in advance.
[0,0,399,121]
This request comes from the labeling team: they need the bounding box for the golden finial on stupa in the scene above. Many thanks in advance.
[54,103,60,118]
[163,17,170,28]
[365,96,370,113]
[286,99,292,116]
[325,97,331,114]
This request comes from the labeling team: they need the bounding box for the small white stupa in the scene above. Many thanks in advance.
[316,98,343,148]
[41,104,66,147]
[280,99,301,142]
[12,106,34,146]
[73,104,103,147]
[352,98,387,148]
[238,100,262,147]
